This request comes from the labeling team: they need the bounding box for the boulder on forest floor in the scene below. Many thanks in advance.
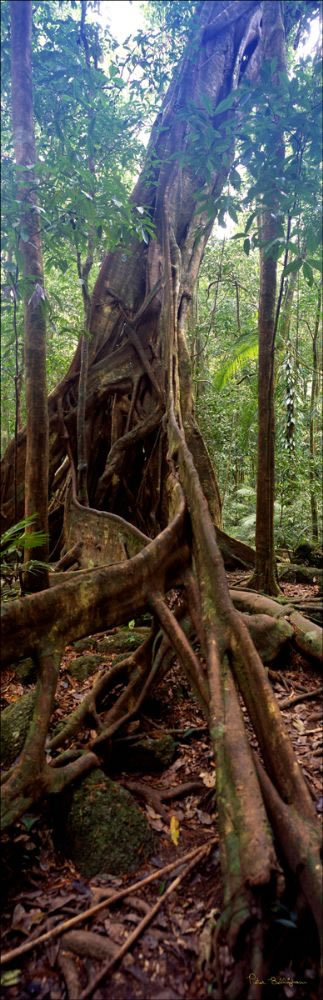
[54,768,154,877]
[72,637,98,653]
[112,733,176,772]
[68,653,103,681]
[278,563,322,591]
[96,628,150,654]
[0,689,36,768]
[293,543,323,568]
[14,656,37,684]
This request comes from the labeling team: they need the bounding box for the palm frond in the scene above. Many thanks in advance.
[215,334,258,391]
[0,515,48,553]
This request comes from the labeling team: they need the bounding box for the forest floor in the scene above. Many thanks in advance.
[0,576,322,1000]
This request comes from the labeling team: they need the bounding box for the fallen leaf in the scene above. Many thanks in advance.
[1,970,21,988]
[170,815,180,846]
[293,718,305,733]
[12,904,27,931]
[196,809,213,826]
[27,909,44,926]
[199,771,216,788]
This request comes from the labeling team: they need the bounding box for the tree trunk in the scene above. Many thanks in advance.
[1,4,322,991]
[309,286,321,542]
[10,0,49,590]
[249,1,287,596]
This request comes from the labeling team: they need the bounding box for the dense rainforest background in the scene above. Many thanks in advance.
[0,2,322,998]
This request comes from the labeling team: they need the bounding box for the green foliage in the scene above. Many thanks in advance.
[0,0,161,446]
[0,515,50,598]
[215,333,258,391]
[193,203,322,550]
[0,0,321,555]
[0,515,48,555]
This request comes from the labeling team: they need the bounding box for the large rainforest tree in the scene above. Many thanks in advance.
[1,1,322,994]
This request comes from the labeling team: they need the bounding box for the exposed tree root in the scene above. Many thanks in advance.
[231,590,322,662]
[254,756,322,948]
[57,951,82,1000]
[120,778,204,818]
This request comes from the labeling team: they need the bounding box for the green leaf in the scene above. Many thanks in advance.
[306,257,322,273]
[214,92,237,116]
[283,258,303,276]
[230,168,241,191]
[0,516,48,554]
[302,262,313,286]
[243,238,250,256]
[245,211,257,234]
[1,971,21,988]
[22,814,38,831]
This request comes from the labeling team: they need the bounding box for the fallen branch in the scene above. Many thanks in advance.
[0,839,216,966]
[279,687,323,710]
[80,843,210,1000]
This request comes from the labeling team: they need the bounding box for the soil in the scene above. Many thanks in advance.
[0,578,322,1000]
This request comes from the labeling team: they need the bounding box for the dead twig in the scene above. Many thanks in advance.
[80,843,210,1000]
[0,839,216,966]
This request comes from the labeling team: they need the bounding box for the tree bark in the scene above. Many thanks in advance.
[309,286,321,542]
[10,0,49,590]
[249,1,287,596]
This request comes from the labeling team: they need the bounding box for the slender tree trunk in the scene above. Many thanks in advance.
[10,0,49,590]
[75,0,95,507]
[309,286,321,542]
[249,1,286,596]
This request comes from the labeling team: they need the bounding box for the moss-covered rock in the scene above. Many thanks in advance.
[114,733,176,772]
[278,563,322,591]
[0,690,36,768]
[72,638,98,653]
[96,628,149,654]
[56,769,154,877]
[245,614,293,664]
[68,654,103,681]
[15,657,37,684]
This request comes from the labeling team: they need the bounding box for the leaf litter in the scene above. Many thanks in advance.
[1,581,322,999]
